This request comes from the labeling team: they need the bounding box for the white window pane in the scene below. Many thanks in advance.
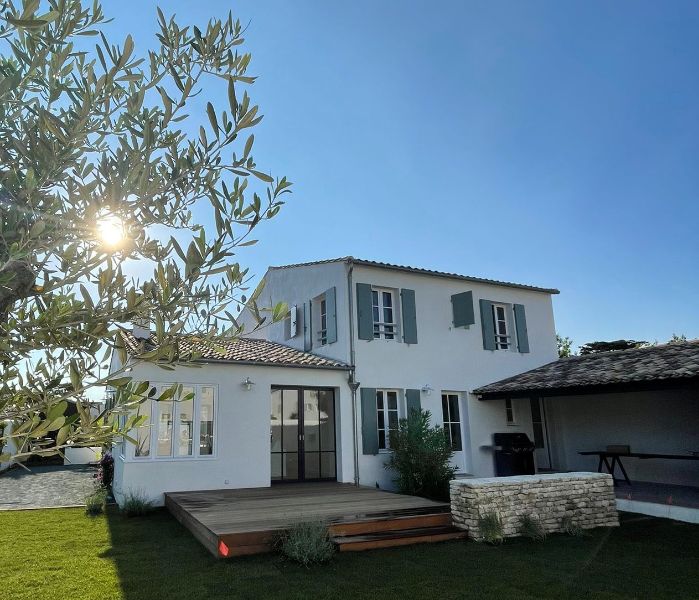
[387,391,397,409]
[199,386,215,455]
[156,399,174,457]
[135,399,152,457]
[383,291,393,307]
[176,386,194,457]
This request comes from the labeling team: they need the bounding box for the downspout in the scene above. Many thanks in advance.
[346,259,360,486]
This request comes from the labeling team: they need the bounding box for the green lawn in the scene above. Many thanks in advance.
[2,507,698,600]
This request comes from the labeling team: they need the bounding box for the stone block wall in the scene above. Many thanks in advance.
[450,472,619,540]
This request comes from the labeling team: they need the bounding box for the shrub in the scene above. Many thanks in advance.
[277,521,335,566]
[84,487,108,516]
[385,409,457,501]
[519,514,547,541]
[96,451,114,490]
[121,489,154,517]
[478,512,504,545]
[561,515,585,537]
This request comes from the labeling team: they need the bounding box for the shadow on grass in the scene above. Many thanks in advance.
[102,508,699,600]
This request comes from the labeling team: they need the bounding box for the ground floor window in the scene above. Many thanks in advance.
[505,398,517,425]
[376,389,399,450]
[134,384,216,460]
[441,393,463,451]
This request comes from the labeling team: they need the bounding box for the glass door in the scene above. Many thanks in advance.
[271,387,336,482]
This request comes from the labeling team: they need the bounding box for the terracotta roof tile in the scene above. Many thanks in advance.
[120,331,349,370]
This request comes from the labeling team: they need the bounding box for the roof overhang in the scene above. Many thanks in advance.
[477,377,699,400]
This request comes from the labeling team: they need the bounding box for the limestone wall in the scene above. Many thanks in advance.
[450,472,619,540]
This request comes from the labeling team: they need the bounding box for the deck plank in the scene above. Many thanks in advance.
[165,483,450,544]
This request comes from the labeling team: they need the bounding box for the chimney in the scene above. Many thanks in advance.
[132,315,151,340]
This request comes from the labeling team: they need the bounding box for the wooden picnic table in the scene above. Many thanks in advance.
[578,450,699,485]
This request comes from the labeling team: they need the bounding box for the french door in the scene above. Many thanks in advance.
[270,387,337,482]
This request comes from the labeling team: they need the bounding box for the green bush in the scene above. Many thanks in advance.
[385,409,457,501]
[84,487,107,516]
[519,514,547,541]
[277,521,335,566]
[478,512,504,545]
[121,489,154,517]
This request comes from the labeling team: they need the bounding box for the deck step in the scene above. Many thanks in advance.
[328,511,452,536]
[332,525,467,552]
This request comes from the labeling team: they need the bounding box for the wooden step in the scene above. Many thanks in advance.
[328,512,452,537]
[332,525,467,552]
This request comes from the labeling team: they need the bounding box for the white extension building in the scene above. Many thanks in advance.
[112,257,561,505]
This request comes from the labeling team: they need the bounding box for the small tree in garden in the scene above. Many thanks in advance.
[556,334,574,358]
[385,409,457,501]
[0,0,290,462]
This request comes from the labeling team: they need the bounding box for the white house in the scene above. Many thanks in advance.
[112,256,560,505]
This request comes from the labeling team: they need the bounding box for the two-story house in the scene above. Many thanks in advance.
[111,257,559,505]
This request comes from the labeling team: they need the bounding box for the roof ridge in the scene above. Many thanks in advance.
[563,338,699,361]
[268,256,559,295]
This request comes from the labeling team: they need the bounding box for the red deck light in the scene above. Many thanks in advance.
[218,540,230,558]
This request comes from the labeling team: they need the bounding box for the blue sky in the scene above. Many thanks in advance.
[112,1,699,348]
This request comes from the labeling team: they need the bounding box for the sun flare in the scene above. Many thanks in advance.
[97,214,125,248]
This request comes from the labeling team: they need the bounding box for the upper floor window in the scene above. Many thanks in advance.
[376,389,399,450]
[492,303,511,350]
[319,297,328,345]
[310,288,336,347]
[372,288,397,340]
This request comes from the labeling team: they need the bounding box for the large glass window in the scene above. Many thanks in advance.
[176,386,194,457]
[156,398,174,457]
[199,386,215,456]
[133,384,215,459]
[376,389,399,450]
[441,393,462,451]
[134,396,152,458]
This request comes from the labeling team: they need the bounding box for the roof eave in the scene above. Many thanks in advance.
[477,376,699,400]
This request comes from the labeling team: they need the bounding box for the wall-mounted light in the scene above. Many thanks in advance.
[421,384,434,396]
[241,377,255,391]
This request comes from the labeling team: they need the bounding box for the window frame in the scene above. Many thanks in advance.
[372,287,398,340]
[491,303,511,350]
[505,398,517,426]
[441,392,463,451]
[132,383,218,462]
[376,389,400,451]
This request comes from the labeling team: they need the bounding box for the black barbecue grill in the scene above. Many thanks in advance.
[492,432,536,476]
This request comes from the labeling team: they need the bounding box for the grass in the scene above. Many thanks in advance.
[1,508,698,600]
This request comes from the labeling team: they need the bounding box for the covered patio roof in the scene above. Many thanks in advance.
[475,340,699,399]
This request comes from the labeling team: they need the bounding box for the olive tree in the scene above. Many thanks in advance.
[0,0,290,462]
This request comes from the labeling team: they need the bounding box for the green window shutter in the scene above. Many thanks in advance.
[451,291,475,327]
[360,387,378,455]
[406,389,421,416]
[401,288,418,344]
[479,299,496,350]
[325,286,337,344]
[356,283,374,341]
[514,303,530,353]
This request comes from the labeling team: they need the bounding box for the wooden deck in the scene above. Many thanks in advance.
[165,483,462,557]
